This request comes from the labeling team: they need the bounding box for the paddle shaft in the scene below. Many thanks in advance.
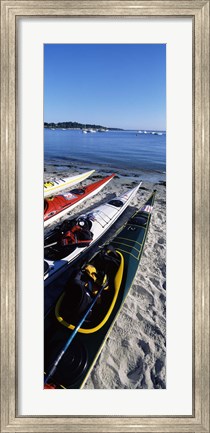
[44,281,107,385]
[44,242,58,248]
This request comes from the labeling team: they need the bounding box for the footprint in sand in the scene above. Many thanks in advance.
[159,293,166,315]
[159,293,166,303]
[160,264,166,278]
[154,242,164,254]
[158,237,165,245]
[150,276,160,289]
[121,339,130,349]
[155,358,164,373]
[138,339,150,355]
[127,357,143,383]
[150,358,166,389]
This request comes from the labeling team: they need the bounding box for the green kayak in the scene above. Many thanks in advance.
[44,190,156,389]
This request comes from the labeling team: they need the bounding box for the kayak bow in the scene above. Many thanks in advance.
[44,170,95,198]
[44,174,115,227]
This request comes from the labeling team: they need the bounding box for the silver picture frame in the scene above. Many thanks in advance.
[0,1,209,432]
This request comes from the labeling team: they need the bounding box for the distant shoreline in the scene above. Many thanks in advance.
[44,121,123,131]
[44,123,166,134]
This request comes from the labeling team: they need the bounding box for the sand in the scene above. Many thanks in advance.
[44,162,166,389]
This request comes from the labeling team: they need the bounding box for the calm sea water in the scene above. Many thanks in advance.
[44,129,166,175]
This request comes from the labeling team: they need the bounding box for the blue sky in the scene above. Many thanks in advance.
[44,44,166,130]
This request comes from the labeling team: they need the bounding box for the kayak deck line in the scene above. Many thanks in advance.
[45,171,95,192]
[111,239,142,254]
[93,214,108,227]
[94,205,148,242]
[110,207,154,262]
[113,234,149,261]
[44,169,95,197]
[128,223,149,229]
[97,209,112,222]
[111,246,140,261]
[91,204,122,226]
[113,236,143,247]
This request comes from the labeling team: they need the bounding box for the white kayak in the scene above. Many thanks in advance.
[44,170,95,198]
[44,181,141,286]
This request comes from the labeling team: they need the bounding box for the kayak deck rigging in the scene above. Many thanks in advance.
[44,203,125,260]
[55,249,124,334]
[111,211,150,260]
[44,170,95,198]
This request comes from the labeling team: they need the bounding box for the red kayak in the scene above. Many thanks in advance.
[44,174,115,227]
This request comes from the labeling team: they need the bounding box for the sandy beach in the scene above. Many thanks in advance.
[44,161,166,389]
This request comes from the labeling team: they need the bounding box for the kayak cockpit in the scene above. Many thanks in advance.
[129,212,149,227]
[44,217,93,260]
[108,199,124,207]
[69,188,85,195]
[55,247,124,334]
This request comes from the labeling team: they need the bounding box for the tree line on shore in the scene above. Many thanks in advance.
[44,121,122,131]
